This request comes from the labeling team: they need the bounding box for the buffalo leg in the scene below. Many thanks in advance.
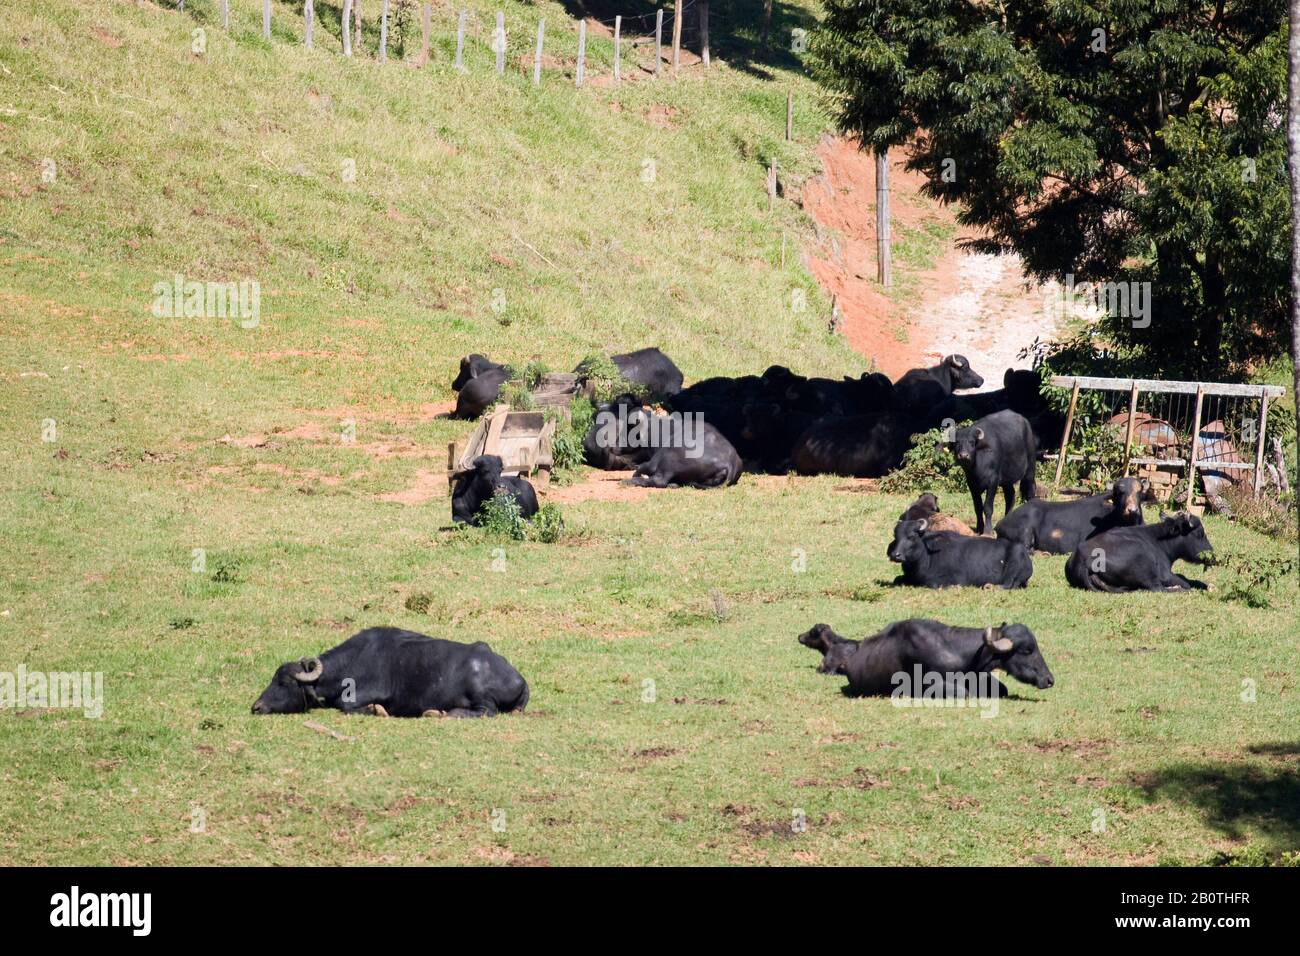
[970,483,986,534]
[982,486,999,536]
[1002,482,1015,519]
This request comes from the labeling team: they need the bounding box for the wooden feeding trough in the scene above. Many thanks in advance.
[528,372,591,420]
[447,406,556,490]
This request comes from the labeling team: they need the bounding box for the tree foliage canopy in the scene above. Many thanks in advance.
[810,1,1289,377]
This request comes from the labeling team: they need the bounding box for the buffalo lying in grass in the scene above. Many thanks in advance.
[251,627,530,718]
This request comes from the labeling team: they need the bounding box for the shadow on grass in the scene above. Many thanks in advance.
[1139,752,1300,856]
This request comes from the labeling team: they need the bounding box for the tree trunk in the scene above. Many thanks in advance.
[1289,0,1300,566]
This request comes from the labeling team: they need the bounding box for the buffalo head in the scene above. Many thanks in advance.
[1158,511,1215,563]
[887,518,930,563]
[944,355,984,391]
[251,657,324,715]
[983,624,1054,690]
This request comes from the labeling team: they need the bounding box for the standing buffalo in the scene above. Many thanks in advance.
[996,477,1150,554]
[888,518,1033,588]
[796,623,860,675]
[836,619,1055,697]
[1065,511,1214,592]
[451,455,539,525]
[948,409,1038,534]
[893,354,984,414]
[251,627,530,718]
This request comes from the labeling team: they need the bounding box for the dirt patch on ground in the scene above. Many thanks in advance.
[801,136,1064,380]
[376,468,447,506]
[542,470,652,504]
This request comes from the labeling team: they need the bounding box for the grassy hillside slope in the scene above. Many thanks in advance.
[2,1,1298,866]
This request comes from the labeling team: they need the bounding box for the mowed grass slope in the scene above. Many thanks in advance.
[2,2,1299,866]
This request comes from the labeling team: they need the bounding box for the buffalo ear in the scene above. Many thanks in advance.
[984,627,1014,654]
[974,427,985,442]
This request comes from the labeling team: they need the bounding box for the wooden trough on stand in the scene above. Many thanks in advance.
[446,372,590,492]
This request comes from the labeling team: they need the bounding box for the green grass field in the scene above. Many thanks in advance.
[2,1,1299,866]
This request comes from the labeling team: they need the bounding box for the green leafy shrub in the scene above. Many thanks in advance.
[478,493,566,543]
[528,503,566,543]
[879,425,969,494]
[574,353,640,404]
[479,490,528,541]
[548,396,595,484]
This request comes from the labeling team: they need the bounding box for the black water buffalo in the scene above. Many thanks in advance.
[894,354,984,413]
[948,409,1037,534]
[583,393,657,470]
[451,455,539,525]
[1065,511,1214,592]
[921,368,1044,428]
[626,419,742,488]
[888,518,1033,588]
[739,402,816,473]
[251,627,530,718]
[836,619,1055,697]
[790,412,917,478]
[900,492,941,521]
[796,623,860,675]
[786,371,895,417]
[610,347,684,399]
[996,477,1150,554]
[451,353,506,392]
[453,365,509,419]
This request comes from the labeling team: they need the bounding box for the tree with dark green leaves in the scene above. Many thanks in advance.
[810,1,1289,378]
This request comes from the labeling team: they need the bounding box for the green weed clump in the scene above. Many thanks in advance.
[479,492,565,543]
[879,426,969,495]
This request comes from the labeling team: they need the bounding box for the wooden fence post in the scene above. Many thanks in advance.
[420,3,431,65]
[767,160,777,209]
[1253,391,1271,496]
[1121,381,1140,475]
[654,10,663,77]
[1052,380,1080,492]
[576,20,586,87]
[455,11,466,71]
[700,2,709,66]
[343,0,353,55]
[533,19,545,85]
[495,12,505,74]
[305,0,316,48]
[220,1,229,30]
[613,16,622,82]
[785,91,793,141]
[1186,386,1205,507]
[875,149,891,288]
[828,293,840,332]
[263,0,271,39]
[672,0,682,72]
[379,0,389,62]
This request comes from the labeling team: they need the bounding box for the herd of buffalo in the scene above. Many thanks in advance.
[252,347,1218,718]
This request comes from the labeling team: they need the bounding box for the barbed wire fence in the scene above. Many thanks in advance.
[172,1,712,87]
